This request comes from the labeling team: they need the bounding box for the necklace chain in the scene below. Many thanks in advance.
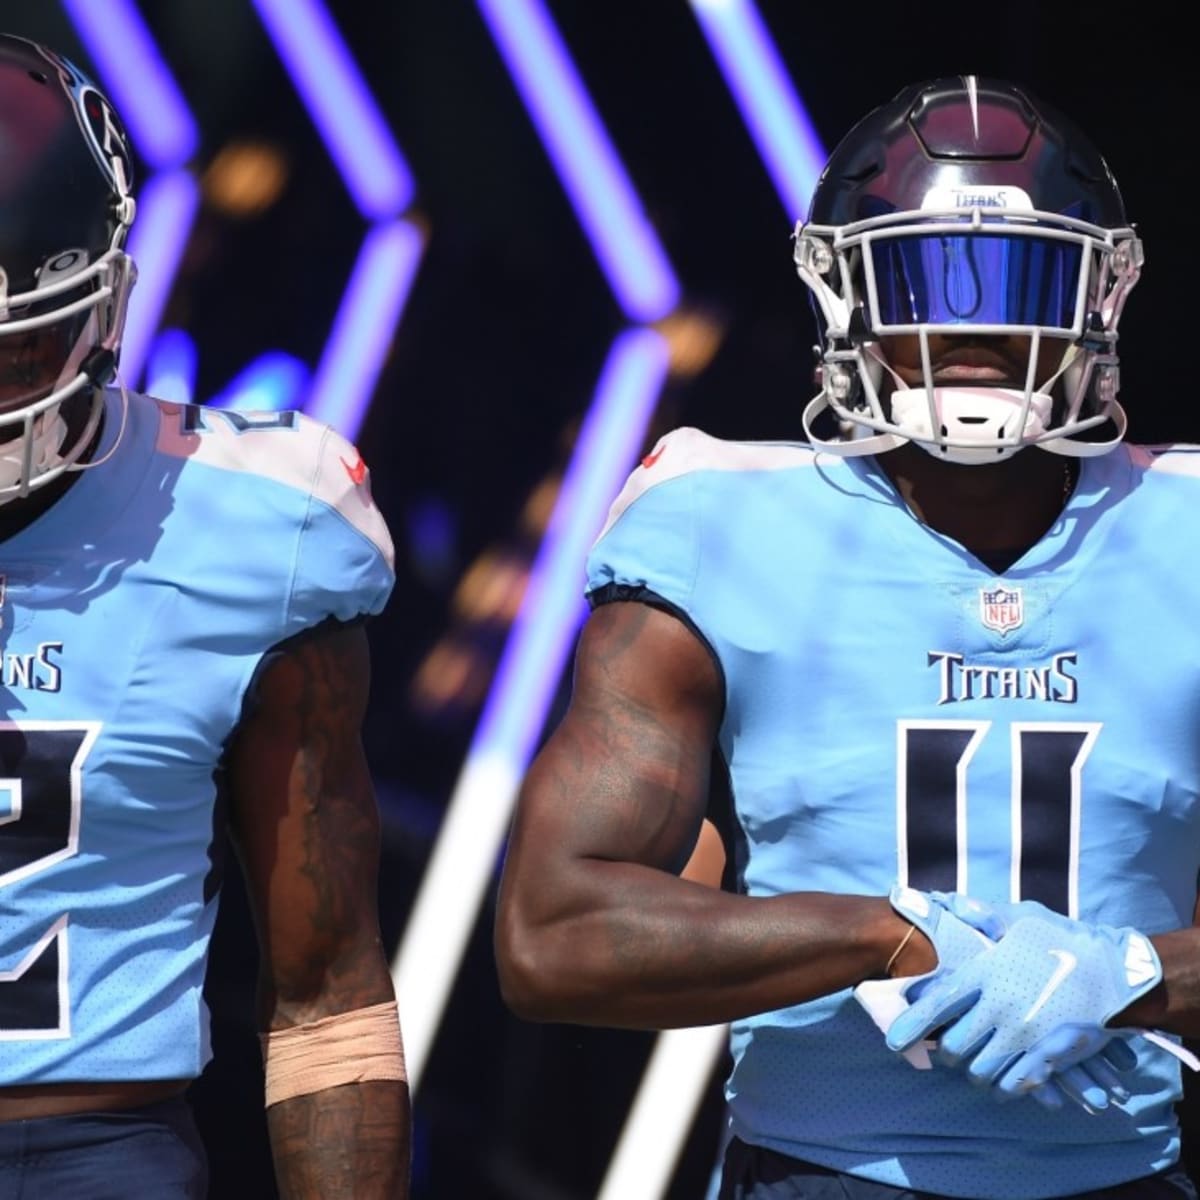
[1062,461,1077,503]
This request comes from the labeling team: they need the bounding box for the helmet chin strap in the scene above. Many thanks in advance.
[890,387,1053,464]
[69,370,129,473]
[804,341,1128,462]
[883,344,1129,462]
[873,344,1055,465]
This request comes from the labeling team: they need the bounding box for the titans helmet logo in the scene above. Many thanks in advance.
[75,84,136,198]
[34,42,136,199]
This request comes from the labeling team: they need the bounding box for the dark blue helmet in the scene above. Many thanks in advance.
[794,77,1140,463]
[0,32,137,498]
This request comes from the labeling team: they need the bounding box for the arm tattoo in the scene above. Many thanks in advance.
[268,1082,410,1200]
[235,625,408,1196]
[268,628,389,1013]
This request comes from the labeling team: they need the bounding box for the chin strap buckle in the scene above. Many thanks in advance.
[82,348,117,386]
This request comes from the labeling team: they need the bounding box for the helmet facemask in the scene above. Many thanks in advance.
[0,235,135,500]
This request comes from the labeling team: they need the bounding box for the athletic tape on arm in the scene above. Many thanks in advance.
[261,1000,407,1106]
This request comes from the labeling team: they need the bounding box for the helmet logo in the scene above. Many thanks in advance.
[75,85,135,198]
[921,185,1034,212]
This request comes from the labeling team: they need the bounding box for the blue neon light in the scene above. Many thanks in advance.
[120,169,201,387]
[144,328,197,404]
[208,350,310,411]
[305,219,424,441]
[473,328,671,765]
[690,0,826,221]
[61,0,198,170]
[477,0,680,323]
[250,0,415,220]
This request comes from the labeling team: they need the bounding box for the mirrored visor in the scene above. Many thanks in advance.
[868,233,1084,328]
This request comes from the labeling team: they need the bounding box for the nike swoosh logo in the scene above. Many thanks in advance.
[641,445,665,469]
[340,454,368,487]
[1023,948,1077,1022]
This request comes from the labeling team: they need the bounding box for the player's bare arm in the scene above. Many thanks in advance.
[229,621,409,1199]
[495,601,926,1031]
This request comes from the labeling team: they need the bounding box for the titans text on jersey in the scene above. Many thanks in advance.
[1,642,64,692]
[928,650,1078,704]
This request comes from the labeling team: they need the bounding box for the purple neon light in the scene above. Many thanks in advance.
[250,0,415,220]
[119,169,201,387]
[61,0,198,170]
[144,327,197,404]
[690,0,826,221]
[209,350,310,411]
[473,328,671,766]
[305,219,423,441]
[477,0,680,323]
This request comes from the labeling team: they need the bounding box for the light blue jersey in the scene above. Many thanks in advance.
[0,388,394,1085]
[586,426,1200,1199]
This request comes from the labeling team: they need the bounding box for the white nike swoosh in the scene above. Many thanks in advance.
[1023,948,1078,1022]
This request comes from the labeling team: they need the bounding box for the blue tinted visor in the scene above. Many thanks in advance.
[869,234,1084,328]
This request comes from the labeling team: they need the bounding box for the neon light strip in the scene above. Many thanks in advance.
[603,12,824,1178]
[304,219,423,441]
[689,0,826,220]
[597,1023,729,1200]
[119,169,201,386]
[143,328,197,404]
[250,0,415,220]
[477,0,680,322]
[393,328,672,1088]
[208,350,310,411]
[60,0,198,170]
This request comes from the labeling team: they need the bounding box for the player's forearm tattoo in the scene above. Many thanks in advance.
[270,628,392,1008]
[259,629,409,1194]
[268,1080,410,1200]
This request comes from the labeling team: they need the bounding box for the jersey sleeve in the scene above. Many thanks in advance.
[286,421,396,633]
[585,426,702,613]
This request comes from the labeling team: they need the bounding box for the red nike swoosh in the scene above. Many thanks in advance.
[340,454,368,486]
[641,446,665,469]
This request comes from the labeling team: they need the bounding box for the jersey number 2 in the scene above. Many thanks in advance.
[0,722,100,1039]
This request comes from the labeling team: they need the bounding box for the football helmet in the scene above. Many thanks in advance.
[794,76,1140,464]
[0,33,137,501]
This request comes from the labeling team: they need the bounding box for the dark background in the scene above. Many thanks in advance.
[5,2,1196,1197]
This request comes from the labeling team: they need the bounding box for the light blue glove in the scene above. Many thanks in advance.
[885,912,1162,1105]
[891,885,995,996]
[857,888,1136,1111]
[854,884,991,1069]
[936,893,1142,1110]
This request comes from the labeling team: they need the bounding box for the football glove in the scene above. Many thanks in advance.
[854,885,994,1069]
[862,890,1154,1112]
[885,913,1162,1103]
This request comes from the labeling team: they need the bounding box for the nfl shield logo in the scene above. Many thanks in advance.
[980,585,1023,634]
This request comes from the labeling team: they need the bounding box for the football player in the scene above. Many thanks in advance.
[495,76,1200,1199]
[0,34,407,1197]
